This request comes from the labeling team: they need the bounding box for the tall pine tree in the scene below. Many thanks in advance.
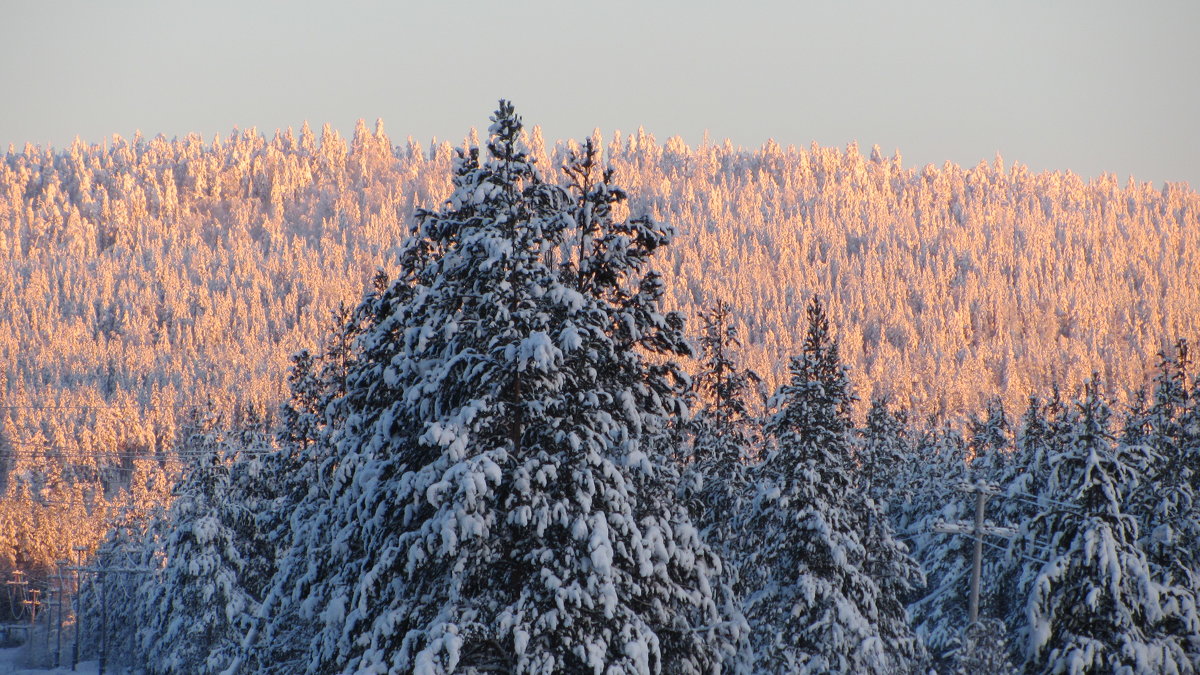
[1023,378,1194,673]
[258,102,731,674]
[137,418,269,674]
[743,297,923,673]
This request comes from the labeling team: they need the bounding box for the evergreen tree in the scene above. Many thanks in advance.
[680,299,759,671]
[279,348,322,451]
[983,393,1063,664]
[743,297,923,673]
[137,421,268,674]
[857,395,913,515]
[262,102,731,674]
[905,424,980,667]
[1023,378,1195,673]
[968,397,1011,467]
[946,618,1015,674]
[1126,341,1200,666]
[77,508,165,670]
[684,299,760,536]
[691,299,761,467]
[242,283,381,672]
[1132,340,1200,583]
[1122,389,1153,448]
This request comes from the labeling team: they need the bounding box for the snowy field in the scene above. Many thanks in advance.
[0,645,101,674]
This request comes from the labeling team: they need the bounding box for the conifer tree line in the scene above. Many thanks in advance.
[2,89,1198,582]
[52,105,1199,674]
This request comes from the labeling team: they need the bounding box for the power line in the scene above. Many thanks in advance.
[2,438,275,455]
[2,449,273,459]
[981,537,1053,566]
[1003,490,1082,513]
[0,404,200,411]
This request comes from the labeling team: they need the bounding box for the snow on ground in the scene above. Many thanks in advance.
[0,645,100,674]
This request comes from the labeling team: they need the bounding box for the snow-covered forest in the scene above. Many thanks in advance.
[1,103,1198,673]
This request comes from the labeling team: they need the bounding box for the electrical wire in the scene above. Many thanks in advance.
[2,449,273,459]
[0,404,200,411]
[1,437,275,457]
[1004,489,1082,512]
[981,537,1053,566]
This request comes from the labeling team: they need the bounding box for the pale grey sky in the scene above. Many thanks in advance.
[2,0,1197,187]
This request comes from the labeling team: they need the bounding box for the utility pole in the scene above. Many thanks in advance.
[6,570,28,621]
[932,481,1016,623]
[55,560,68,669]
[72,545,86,671]
[44,586,51,663]
[99,569,107,675]
[24,588,41,624]
[65,564,150,675]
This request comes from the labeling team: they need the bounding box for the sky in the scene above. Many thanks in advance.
[2,0,1197,187]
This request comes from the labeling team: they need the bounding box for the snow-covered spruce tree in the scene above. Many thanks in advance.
[857,395,914,517]
[910,401,1018,672]
[679,299,759,671]
[690,299,761,467]
[983,389,1069,648]
[245,274,390,673]
[1130,341,1200,583]
[682,299,760,535]
[743,297,924,673]
[277,300,366,456]
[1023,378,1195,673]
[967,397,1011,469]
[278,348,323,451]
[945,618,1015,674]
[1125,341,1200,665]
[892,419,971,539]
[266,102,731,674]
[137,420,270,675]
[904,423,979,666]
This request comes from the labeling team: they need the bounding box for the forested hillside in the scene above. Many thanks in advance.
[1,115,1198,575]
[2,103,1198,674]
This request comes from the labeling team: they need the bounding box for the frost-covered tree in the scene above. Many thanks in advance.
[277,300,364,453]
[968,397,1011,464]
[1023,378,1195,673]
[241,280,383,672]
[945,618,1015,674]
[77,507,166,670]
[683,299,760,534]
[1124,342,1200,666]
[977,393,1064,664]
[904,426,979,666]
[743,297,923,673]
[1130,340,1200,584]
[136,423,269,675]
[4,103,1200,580]
[278,348,322,451]
[690,299,761,465]
[260,102,731,675]
[678,299,759,671]
[857,395,913,514]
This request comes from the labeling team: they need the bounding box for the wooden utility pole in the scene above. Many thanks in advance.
[55,562,65,668]
[5,570,28,620]
[932,481,1016,624]
[99,570,106,675]
[71,545,86,671]
[66,564,150,675]
[23,588,41,624]
[52,559,74,668]
[43,587,51,661]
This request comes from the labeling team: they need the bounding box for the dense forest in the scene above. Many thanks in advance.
[1,102,1198,672]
